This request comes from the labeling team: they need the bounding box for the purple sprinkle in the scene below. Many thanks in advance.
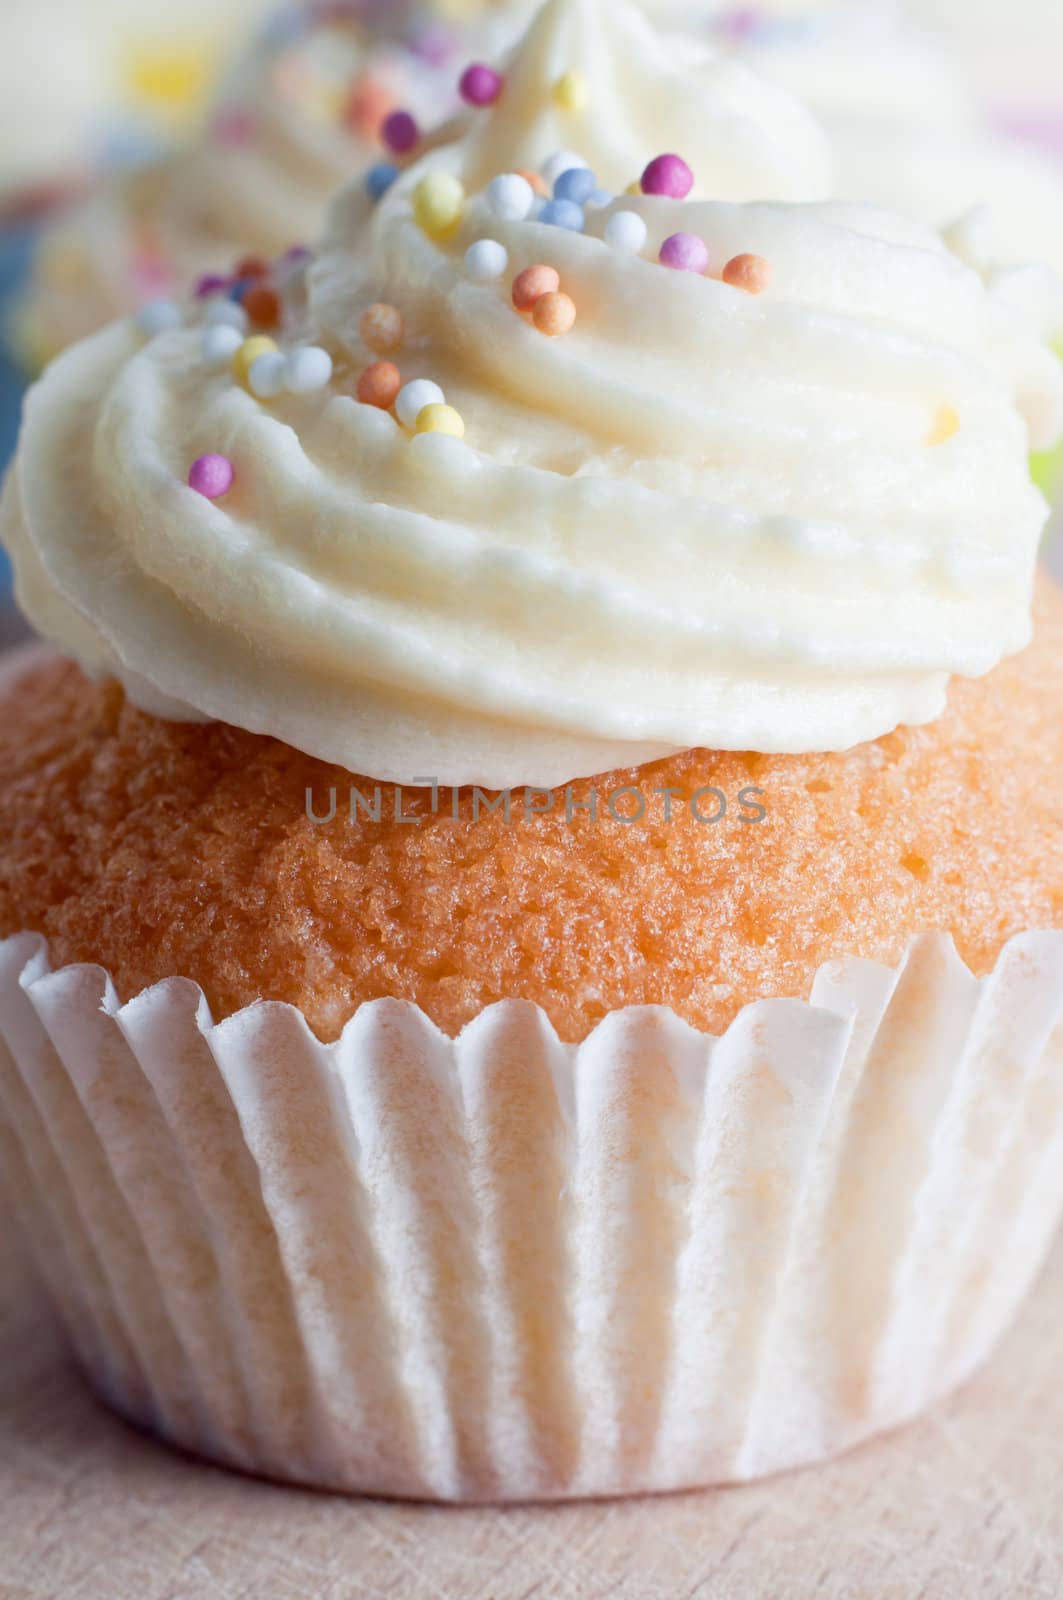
[188,454,234,500]
[283,245,313,263]
[194,273,228,299]
[641,153,694,200]
[659,232,709,274]
[382,109,419,155]
[459,62,504,107]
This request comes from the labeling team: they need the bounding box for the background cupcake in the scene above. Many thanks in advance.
[3,0,1063,1502]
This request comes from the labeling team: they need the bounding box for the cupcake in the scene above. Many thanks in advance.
[3,0,1063,1503]
[7,2,469,371]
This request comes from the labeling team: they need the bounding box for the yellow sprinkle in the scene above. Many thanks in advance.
[625,180,642,196]
[413,173,466,242]
[928,404,960,446]
[233,336,278,389]
[123,44,214,112]
[415,403,465,439]
[552,69,588,114]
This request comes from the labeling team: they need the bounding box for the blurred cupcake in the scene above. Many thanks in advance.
[8,2,459,371]
[3,0,1063,1503]
[907,0,1063,156]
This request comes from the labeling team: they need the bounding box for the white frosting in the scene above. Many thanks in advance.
[4,0,1062,789]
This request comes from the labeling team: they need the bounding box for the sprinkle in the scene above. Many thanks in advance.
[285,346,334,393]
[415,402,465,437]
[360,302,405,354]
[604,211,648,253]
[641,153,694,199]
[227,278,254,303]
[382,109,419,154]
[397,378,445,429]
[206,299,249,332]
[659,232,709,273]
[586,189,613,209]
[541,150,589,188]
[357,361,402,409]
[722,252,771,293]
[464,239,509,280]
[243,283,281,329]
[553,166,596,205]
[346,77,396,140]
[233,335,279,388]
[413,173,466,241]
[188,454,233,499]
[366,162,399,201]
[515,167,549,197]
[347,78,395,136]
[202,323,244,365]
[928,405,960,446]
[249,350,288,399]
[459,62,503,106]
[283,245,313,264]
[194,273,228,299]
[235,255,269,281]
[539,198,585,232]
[552,69,588,113]
[532,290,577,337]
[512,264,560,312]
[487,172,535,222]
[135,299,182,338]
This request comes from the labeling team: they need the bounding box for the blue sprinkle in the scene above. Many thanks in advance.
[553,166,597,205]
[366,161,400,201]
[539,198,586,232]
[587,188,614,208]
[227,277,253,303]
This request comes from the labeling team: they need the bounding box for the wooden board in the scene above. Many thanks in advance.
[2,1216,1062,1600]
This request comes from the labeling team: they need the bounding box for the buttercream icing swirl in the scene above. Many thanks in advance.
[4,0,1062,787]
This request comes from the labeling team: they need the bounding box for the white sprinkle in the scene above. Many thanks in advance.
[396,378,445,429]
[201,324,244,365]
[604,210,648,253]
[486,173,534,223]
[135,299,182,337]
[205,299,250,333]
[249,351,288,399]
[464,238,509,281]
[540,149,589,187]
[285,346,333,393]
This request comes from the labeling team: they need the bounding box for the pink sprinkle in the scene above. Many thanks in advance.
[212,107,257,146]
[382,109,419,155]
[641,153,694,200]
[409,22,454,65]
[659,232,709,274]
[716,7,760,40]
[459,62,504,107]
[188,455,234,500]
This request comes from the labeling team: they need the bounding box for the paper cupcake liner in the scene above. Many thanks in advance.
[2,926,1063,1502]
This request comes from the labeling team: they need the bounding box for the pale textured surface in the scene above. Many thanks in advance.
[5,926,1063,1505]
[3,1215,1063,1599]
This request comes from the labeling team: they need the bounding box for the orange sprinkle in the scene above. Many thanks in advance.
[360,302,405,355]
[515,166,549,197]
[357,361,402,409]
[242,283,281,330]
[512,264,560,313]
[345,76,395,140]
[722,253,771,294]
[235,255,269,281]
[532,290,577,337]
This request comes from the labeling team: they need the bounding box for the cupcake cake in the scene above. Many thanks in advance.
[3,0,1063,1503]
[8,1,458,370]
